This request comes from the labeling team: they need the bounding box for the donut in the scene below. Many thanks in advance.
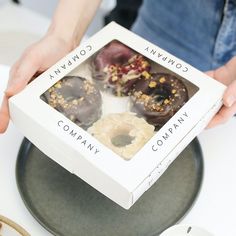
[41,76,102,129]
[91,41,151,96]
[130,73,188,128]
[88,112,155,160]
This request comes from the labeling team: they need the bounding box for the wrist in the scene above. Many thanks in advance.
[45,0,102,50]
[46,23,78,51]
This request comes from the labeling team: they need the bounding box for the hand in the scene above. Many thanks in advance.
[206,56,236,128]
[0,33,74,133]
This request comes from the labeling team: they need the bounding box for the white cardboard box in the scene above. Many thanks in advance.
[9,22,226,209]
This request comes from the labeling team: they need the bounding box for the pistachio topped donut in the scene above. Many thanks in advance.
[41,76,102,129]
[91,41,151,96]
[130,73,188,128]
[88,112,155,160]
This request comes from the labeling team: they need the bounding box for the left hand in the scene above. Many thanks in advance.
[206,56,236,128]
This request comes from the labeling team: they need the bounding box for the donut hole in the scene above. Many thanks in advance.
[59,86,83,102]
[110,127,135,147]
[111,134,135,147]
[113,53,129,65]
[148,87,171,105]
[153,91,168,103]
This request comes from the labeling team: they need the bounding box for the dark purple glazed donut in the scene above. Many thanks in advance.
[41,76,102,129]
[130,73,188,128]
[91,41,151,96]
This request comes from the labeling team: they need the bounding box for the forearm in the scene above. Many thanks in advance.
[47,0,102,49]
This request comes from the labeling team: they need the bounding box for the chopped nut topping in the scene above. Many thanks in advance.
[103,54,151,96]
[70,115,75,120]
[55,83,62,88]
[142,71,151,79]
[84,81,95,94]
[149,81,157,88]
[159,77,166,83]
[172,89,177,94]
[111,76,118,81]
[141,94,150,100]
[141,60,149,68]
[164,99,170,104]
[72,99,78,105]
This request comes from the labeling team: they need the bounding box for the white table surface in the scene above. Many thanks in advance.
[1,63,236,236]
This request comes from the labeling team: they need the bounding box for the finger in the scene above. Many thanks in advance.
[7,59,21,86]
[213,65,232,85]
[0,95,10,133]
[205,70,214,77]
[223,80,236,107]
[207,114,223,129]
[225,56,236,77]
[207,102,236,128]
[7,47,33,86]
[5,51,40,97]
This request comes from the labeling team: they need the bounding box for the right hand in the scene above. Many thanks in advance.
[0,33,74,133]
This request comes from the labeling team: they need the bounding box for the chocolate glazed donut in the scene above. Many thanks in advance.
[130,73,188,128]
[91,40,151,96]
[41,76,102,129]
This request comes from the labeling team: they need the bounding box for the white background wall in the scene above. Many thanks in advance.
[0,0,116,36]
[0,0,116,65]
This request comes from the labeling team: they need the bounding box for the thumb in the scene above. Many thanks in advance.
[205,70,214,78]
[0,95,10,133]
[223,80,236,107]
[5,52,40,98]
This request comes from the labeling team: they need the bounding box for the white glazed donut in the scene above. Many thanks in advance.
[88,112,155,160]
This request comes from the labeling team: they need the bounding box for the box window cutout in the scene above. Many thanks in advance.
[40,40,199,160]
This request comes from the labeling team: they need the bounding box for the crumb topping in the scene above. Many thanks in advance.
[159,77,166,83]
[148,81,157,88]
[45,78,96,115]
[102,54,151,95]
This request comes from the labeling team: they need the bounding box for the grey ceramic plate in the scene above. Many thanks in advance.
[16,138,203,236]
